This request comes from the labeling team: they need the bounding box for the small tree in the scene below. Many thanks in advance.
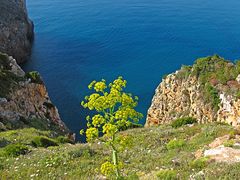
[80,77,143,178]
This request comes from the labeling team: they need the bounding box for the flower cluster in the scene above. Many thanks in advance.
[100,161,115,176]
[85,127,98,142]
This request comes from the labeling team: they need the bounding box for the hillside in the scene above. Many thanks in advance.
[1,123,240,179]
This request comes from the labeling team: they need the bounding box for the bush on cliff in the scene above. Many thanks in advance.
[25,71,43,84]
[171,117,197,128]
[32,136,58,148]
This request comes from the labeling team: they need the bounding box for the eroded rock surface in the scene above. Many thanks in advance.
[0,53,68,134]
[146,55,240,127]
[0,0,34,63]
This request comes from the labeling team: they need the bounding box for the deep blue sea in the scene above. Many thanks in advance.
[23,0,240,141]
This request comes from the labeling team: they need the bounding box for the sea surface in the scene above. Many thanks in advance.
[24,0,240,141]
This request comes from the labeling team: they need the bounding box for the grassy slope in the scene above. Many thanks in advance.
[1,123,240,179]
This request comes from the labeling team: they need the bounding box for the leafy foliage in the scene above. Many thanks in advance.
[81,77,143,178]
[171,117,197,128]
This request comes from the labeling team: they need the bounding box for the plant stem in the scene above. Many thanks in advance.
[112,134,120,177]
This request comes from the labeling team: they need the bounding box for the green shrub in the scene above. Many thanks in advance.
[166,139,185,150]
[223,139,235,147]
[171,117,197,128]
[190,157,208,170]
[32,136,58,148]
[25,71,43,84]
[0,143,29,157]
[0,53,10,70]
[204,83,220,111]
[176,65,192,80]
[56,136,72,144]
[156,169,177,180]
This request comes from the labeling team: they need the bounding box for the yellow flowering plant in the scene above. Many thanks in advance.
[80,77,143,178]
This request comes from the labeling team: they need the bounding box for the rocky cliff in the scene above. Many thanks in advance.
[0,0,34,63]
[146,55,240,127]
[0,53,68,134]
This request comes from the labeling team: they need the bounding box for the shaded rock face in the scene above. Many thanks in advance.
[146,56,240,127]
[0,0,34,63]
[0,53,68,134]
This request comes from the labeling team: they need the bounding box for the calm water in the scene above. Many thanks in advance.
[23,0,240,140]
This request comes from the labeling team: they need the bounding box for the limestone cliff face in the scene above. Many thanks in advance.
[146,55,240,127]
[0,0,34,63]
[0,53,68,134]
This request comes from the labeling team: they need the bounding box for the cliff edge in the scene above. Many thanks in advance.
[146,55,240,127]
[0,0,34,63]
[0,53,68,134]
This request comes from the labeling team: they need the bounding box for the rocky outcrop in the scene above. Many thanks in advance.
[146,55,240,127]
[0,0,34,63]
[0,53,68,134]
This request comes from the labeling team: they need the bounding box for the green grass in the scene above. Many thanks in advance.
[0,123,239,179]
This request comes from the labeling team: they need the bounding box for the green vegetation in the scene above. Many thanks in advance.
[80,77,143,178]
[175,55,240,111]
[1,123,239,179]
[0,143,29,157]
[0,128,70,150]
[32,136,58,148]
[156,169,177,180]
[0,53,10,70]
[0,117,66,134]
[223,139,235,147]
[0,52,25,97]
[204,83,221,111]
[25,71,43,84]
[171,117,197,128]
[190,157,209,170]
[166,139,185,150]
